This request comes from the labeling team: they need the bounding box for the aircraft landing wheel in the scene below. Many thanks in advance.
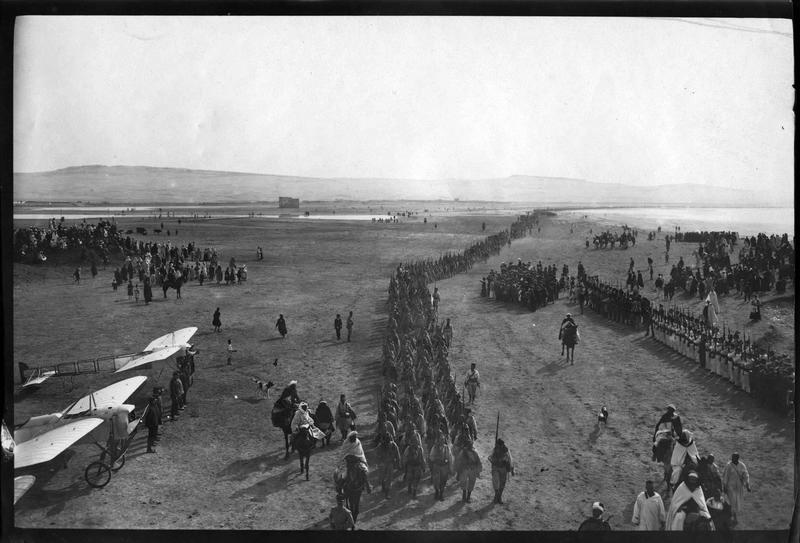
[111,454,125,472]
[85,461,111,488]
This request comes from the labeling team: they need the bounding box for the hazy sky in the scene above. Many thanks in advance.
[14,17,794,198]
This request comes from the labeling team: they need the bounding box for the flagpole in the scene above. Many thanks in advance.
[495,412,500,444]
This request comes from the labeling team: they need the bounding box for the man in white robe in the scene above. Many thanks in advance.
[722,453,751,524]
[670,430,700,486]
[290,402,325,440]
[632,480,665,530]
[705,290,720,327]
[340,430,368,469]
[666,473,710,530]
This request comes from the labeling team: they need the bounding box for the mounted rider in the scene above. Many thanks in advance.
[278,380,301,410]
[653,404,684,443]
[290,402,326,442]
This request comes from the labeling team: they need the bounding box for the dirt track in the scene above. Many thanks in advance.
[11,210,795,531]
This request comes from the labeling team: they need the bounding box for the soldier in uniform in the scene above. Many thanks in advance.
[275,314,287,338]
[463,363,480,405]
[144,396,159,453]
[454,438,482,503]
[375,432,401,498]
[488,438,514,504]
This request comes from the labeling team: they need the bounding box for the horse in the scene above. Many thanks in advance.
[270,401,298,459]
[652,430,675,492]
[334,458,371,523]
[293,426,316,480]
[561,322,578,364]
[162,276,184,299]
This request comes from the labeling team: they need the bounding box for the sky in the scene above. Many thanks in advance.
[13,17,794,199]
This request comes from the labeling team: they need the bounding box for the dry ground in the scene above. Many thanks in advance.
[11,209,795,532]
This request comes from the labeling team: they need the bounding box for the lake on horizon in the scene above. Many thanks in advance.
[560,206,794,236]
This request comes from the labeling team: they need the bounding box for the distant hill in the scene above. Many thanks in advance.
[13,165,766,205]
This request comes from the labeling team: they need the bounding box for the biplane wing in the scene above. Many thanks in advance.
[143,327,197,352]
[14,418,104,469]
[62,376,148,416]
[114,346,182,374]
[14,475,36,504]
[22,369,57,388]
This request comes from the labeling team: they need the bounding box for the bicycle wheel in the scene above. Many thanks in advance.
[85,461,111,488]
[111,453,125,472]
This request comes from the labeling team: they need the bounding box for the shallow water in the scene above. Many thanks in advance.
[560,206,794,236]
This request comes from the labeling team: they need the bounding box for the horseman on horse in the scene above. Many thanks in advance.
[559,313,580,364]
[270,380,301,458]
[334,432,372,524]
[290,402,326,443]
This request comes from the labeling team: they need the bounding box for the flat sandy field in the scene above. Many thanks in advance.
[10,207,795,532]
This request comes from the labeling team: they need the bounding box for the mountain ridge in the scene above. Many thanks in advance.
[13,165,769,205]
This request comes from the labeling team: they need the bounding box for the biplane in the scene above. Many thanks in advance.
[18,327,198,388]
[9,375,148,501]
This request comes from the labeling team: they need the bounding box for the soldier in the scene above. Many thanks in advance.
[463,363,480,405]
[488,438,514,504]
[442,318,453,347]
[463,408,478,441]
[336,394,357,442]
[454,439,482,503]
[346,311,354,342]
[375,432,401,498]
[334,314,343,340]
[329,495,355,530]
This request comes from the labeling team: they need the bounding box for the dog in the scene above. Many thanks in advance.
[597,406,609,424]
[250,378,274,399]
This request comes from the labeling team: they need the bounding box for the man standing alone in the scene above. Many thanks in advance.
[463,363,480,405]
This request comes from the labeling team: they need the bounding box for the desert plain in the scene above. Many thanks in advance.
[9,203,795,533]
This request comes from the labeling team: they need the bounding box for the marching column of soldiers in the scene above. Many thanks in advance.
[374,214,540,502]
[581,275,793,416]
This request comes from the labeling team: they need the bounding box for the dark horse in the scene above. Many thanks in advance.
[270,401,297,459]
[162,275,184,299]
[561,322,578,364]
[293,426,316,480]
[335,457,371,523]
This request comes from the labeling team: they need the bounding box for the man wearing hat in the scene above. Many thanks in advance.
[329,495,355,530]
[666,470,711,530]
[278,381,301,410]
[722,452,751,525]
[290,402,326,441]
[578,502,612,530]
[488,439,514,504]
[631,480,665,530]
[652,404,683,445]
[463,364,480,405]
[336,394,357,442]
[559,313,576,355]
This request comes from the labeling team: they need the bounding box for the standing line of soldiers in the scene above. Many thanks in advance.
[581,274,793,415]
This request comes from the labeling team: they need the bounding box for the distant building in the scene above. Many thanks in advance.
[278,197,300,208]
